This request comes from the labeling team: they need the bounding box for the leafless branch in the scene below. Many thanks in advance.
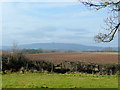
[81,0,120,42]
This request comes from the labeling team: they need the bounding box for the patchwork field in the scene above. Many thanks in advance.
[25,52,118,65]
[2,73,119,88]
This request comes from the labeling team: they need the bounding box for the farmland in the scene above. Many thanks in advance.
[2,52,119,88]
[25,52,118,65]
[2,72,119,88]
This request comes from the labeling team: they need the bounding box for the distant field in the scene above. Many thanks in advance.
[91,52,118,54]
[25,52,118,65]
[2,73,119,88]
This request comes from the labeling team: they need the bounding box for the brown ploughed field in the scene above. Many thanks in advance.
[25,53,118,65]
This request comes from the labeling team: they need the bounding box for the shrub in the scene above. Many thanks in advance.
[2,50,28,73]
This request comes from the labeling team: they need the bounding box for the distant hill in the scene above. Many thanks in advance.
[1,43,105,51]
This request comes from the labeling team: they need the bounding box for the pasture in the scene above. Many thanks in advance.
[2,72,119,88]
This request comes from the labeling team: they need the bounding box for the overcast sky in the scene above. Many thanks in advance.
[1,1,118,47]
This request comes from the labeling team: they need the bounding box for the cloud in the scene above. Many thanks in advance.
[1,2,118,47]
[15,2,77,9]
[65,28,87,32]
[2,2,96,19]
[2,0,112,3]
[1,0,79,2]
[15,3,95,19]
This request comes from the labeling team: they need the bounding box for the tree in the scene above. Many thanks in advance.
[81,0,120,42]
[2,42,28,73]
[12,41,20,54]
[102,47,114,52]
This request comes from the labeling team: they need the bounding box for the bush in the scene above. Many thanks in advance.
[2,50,28,73]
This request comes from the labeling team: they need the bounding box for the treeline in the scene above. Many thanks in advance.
[21,49,77,54]
[82,50,118,52]
[21,49,59,54]
[21,47,118,54]
[82,47,118,52]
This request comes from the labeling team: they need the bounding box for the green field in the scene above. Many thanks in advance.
[2,72,119,88]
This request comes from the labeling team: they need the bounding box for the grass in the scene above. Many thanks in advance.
[2,72,119,88]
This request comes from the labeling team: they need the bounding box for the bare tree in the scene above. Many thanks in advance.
[81,0,120,42]
[12,41,20,54]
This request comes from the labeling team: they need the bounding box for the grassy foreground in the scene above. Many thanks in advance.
[2,72,119,88]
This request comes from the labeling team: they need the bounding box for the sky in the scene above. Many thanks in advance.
[1,1,118,47]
